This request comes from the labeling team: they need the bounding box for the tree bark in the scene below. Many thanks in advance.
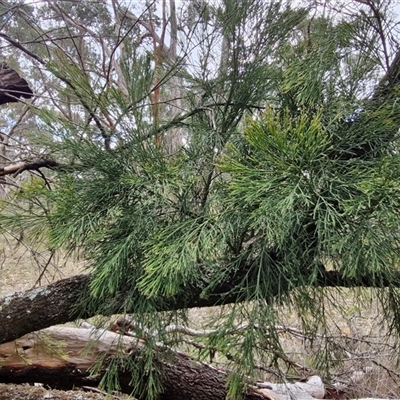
[0,275,90,345]
[0,63,33,105]
[0,158,60,177]
[0,326,269,400]
[0,273,247,345]
[1,269,400,346]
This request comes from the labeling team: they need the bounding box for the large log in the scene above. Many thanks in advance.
[0,275,90,345]
[1,270,400,346]
[0,326,269,400]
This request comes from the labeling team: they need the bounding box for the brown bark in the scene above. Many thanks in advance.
[0,275,90,345]
[0,158,60,177]
[0,326,269,400]
[2,269,400,346]
[0,63,33,105]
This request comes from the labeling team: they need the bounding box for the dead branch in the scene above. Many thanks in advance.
[0,158,60,177]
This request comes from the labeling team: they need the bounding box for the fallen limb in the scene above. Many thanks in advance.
[0,326,269,400]
[0,275,90,345]
[0,272,249,345]
[2,269,400,346]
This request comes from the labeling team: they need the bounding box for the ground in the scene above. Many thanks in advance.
[0,383,130,400]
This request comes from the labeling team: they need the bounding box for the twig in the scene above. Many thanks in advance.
[81,386,131,400]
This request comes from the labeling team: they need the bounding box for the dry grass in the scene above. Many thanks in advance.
[0,383,124,400]
[0,233,86,296]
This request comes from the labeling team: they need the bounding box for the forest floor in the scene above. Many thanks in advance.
[0,383,131,400]
[1,235,400,399]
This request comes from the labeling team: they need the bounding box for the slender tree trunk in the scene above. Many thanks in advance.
[164,0,183,153]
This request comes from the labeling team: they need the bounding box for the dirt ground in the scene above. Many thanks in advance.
[0,383,132,400]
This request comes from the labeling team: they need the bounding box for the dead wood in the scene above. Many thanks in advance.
[0,158,60,177]
[0,326,269,400]
[0,63,33,105]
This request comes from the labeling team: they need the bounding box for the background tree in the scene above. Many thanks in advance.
[1,0,400,399]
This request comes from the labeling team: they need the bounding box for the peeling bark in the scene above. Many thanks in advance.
[0,326,269,400]
[0,63,33,105]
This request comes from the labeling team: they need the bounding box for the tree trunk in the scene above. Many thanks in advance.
[0,326,269,400]
[0,275,90,345]
[1,270,399,346]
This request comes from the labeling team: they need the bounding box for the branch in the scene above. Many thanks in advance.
[0,158,61,177]
[113,318,314,341]
[373,47,400,99]
[0,275,90,345]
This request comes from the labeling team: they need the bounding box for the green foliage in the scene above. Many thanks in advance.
[221,104,400,282]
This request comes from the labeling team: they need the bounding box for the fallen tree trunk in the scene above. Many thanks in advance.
[0,275,90,345]
[0,274,233,345]
[1,270,400,345]
[0,326,268,400]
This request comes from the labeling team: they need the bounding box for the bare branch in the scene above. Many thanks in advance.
[0,158,60,177]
